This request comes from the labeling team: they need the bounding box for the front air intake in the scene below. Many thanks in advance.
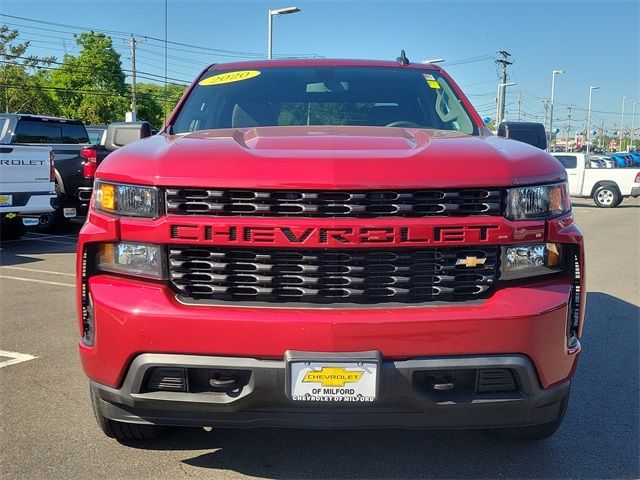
[476,369,517,393]
[146,368,187,392]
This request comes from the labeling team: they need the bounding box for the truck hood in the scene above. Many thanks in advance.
[97,126,566,189]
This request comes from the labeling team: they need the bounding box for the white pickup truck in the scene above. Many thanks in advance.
[0,144,56,239]
[553,153,640,207]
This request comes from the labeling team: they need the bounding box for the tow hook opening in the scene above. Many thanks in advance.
[143,367,252,396]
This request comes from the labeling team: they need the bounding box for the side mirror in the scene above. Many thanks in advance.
[497,122,547,150]
[104,121,152,152]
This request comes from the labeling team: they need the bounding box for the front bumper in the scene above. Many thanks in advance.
[92,353,570,429]
[80,274,579,389]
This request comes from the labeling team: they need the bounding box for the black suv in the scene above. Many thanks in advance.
[0,114,96,232]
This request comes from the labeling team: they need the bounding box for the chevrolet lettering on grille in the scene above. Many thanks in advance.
[169,224,504,246]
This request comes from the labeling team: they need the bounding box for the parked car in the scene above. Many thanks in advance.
[590,155,615,168]
[79,57,585,442]
[554,153,640,206]
[86,125,107,145]
[0,114,99,232]
[0,121,56,239]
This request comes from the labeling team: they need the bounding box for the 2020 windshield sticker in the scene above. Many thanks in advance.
[199,70,261,86]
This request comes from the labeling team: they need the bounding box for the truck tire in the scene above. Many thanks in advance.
[90,386,166,441]
[0,216,26,241]
[35,206,70,234]
[493,389,569,441]
[35,188,70,233]
[592,185,621,208]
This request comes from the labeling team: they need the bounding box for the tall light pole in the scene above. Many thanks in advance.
[548,69,564,148]
[619,96,628,151]
[267,6,300,60]
[586,85,599,155]
[496,82,516,125]
[630,101,638,151]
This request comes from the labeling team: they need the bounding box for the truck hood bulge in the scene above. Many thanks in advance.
[97,126,566,189]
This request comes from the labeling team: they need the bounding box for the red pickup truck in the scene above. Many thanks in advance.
[76,57,585,442]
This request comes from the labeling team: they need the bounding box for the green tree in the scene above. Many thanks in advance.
[135,82,187,130]
[50,32,128,124]
[136,83,164,129]
[0,25,56,114]
[162,83,187,121]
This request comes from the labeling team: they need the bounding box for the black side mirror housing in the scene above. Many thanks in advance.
[104,121,152,152]
[497,122,547,150]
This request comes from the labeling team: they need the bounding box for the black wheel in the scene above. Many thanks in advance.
[90,386,166,441]
[592,185,621,208]
[35,189,70,233]
[493,390,570,441]
[0,216,26,241]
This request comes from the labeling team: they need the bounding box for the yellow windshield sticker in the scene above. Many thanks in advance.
[427,80,441,89]
[199,70,261,86]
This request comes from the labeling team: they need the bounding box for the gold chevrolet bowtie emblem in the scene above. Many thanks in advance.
[456,256,487,268]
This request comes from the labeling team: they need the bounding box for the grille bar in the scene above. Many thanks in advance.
[169,247,499,305]
[166,188,502,218]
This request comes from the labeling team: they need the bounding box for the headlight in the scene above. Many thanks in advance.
[505,182,570,220]
[96,243,166,280]
[93,180,159,217]
[501,243,563,280]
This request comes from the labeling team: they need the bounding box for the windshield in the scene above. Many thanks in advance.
[171,66,478,135]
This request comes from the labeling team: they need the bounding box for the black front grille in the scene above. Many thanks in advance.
[166,188,502,218]
[169,246,499,305]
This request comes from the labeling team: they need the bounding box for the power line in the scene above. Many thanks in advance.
[0,56,190,84]
[1,14,317,59]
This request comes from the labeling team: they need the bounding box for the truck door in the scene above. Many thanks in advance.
[553,154,582,196]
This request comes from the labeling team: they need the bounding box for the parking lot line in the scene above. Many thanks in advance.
[0,349,37,368]
[0,266,76,277]
[0,274,74,288]
[0,236,77,245]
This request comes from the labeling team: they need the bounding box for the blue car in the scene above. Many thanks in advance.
[610,154,628,168]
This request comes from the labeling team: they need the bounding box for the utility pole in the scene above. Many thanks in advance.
[517,91,522,121]
[619,96,627,150]
[565,105,572,152]
[495,51,513,124]
[599,121,605,150]
[124,35,146,121]
[542,100,550,134]
[630,101,637,151]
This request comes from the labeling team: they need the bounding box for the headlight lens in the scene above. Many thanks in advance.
[501,243,563,280]
[94,180,159,217]
[505,182,570,220]
[96,243,166,280]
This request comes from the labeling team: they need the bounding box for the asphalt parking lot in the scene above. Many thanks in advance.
[1,199,638,480]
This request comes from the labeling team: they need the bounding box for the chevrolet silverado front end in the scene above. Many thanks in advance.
[76,59,585,441]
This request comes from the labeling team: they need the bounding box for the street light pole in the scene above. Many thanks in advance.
[267,6,301,60]
[630,101,638,151]
[586,85,599,155]
[619,96,627,151]
[496,82,516,125]
[548,69,564,149]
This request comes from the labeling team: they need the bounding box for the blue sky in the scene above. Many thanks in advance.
[2,0,638,135]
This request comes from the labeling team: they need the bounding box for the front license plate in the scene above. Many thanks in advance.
[290,361,378,402]
[0,194,12,207]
